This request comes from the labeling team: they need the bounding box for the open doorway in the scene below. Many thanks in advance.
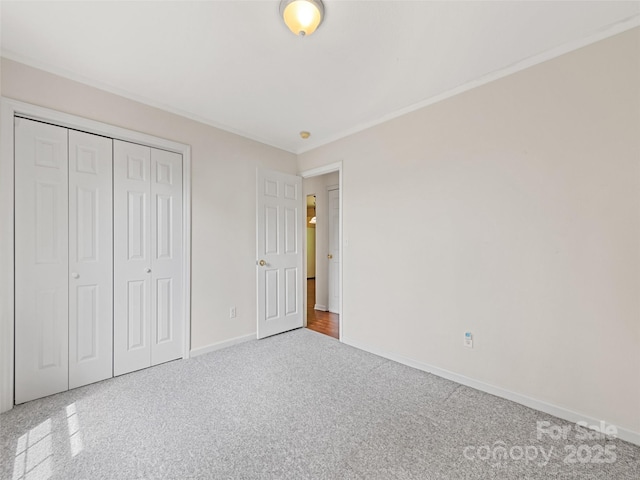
[303,172,340,339]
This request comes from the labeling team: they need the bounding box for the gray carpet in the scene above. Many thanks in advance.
[1,328,638,480]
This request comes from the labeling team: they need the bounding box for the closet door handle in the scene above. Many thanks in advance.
[71,272,80,279]
[145,268,152,273]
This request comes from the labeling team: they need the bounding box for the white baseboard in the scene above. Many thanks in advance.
[342,336,640,447]
[190,333,255,358]
[314,304,327,311]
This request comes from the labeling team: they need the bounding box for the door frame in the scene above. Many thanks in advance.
[0,97,192,413]
[300,162,343,340]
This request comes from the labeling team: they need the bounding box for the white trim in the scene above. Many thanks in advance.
[4,98,188,154]
[182,146,192,360]
[5,16,639,157]
[300,161,343,342]
[3,16,638,157]
[0,102,16,414]
[0,52,293,155]
[314,304,328,312]
[342,336,640,447]
[296,15,640,154]
[0,97,192,413]
[300,162,341,179]
[190,334,255,358]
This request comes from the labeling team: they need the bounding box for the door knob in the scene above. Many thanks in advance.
[71,272,80,279]
[327,254,333,259]
[146,268,152,273]
[258,259,266,266]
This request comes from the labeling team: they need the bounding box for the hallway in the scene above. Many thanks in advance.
[306,278,339,339]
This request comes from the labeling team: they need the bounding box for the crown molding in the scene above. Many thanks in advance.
[0,51,297,154]
[295,15,640,155]
[3,14,638,158]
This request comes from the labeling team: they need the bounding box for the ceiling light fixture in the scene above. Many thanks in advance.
[280,0,324,37]
[300,131,311,139]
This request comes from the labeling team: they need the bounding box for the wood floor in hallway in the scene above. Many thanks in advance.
[306,278,339,339]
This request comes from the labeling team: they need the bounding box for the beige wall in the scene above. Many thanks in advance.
[303,172,339,310]
[298,28,640,435]
[0,58,297,350]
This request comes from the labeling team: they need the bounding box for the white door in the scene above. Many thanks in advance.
[14,118,69,403]
[149,148,183,365]
[113,141,152,375]
[68,130,113,389]
[256,169,303,339]
[114,140,183,375]
[327,187,340,314]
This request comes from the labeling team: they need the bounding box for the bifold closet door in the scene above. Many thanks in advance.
[149,148,184,366]
[68,130,114,389]
[15,120,113,404]
[113,140,183,376]
[113,141,151,375]
[15,119,69,404]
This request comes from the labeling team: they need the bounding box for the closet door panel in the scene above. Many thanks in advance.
[14,118,69,403]
[68,130,114,389]
[113,140,152,376]
[150,149,183,365]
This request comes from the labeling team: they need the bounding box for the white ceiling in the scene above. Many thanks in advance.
[1,1,638,154]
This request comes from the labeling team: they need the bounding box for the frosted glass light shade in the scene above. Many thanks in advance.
[280,0,324,36]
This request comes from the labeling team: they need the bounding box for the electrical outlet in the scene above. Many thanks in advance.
[464,332,473,348]
[230,306,237,318]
